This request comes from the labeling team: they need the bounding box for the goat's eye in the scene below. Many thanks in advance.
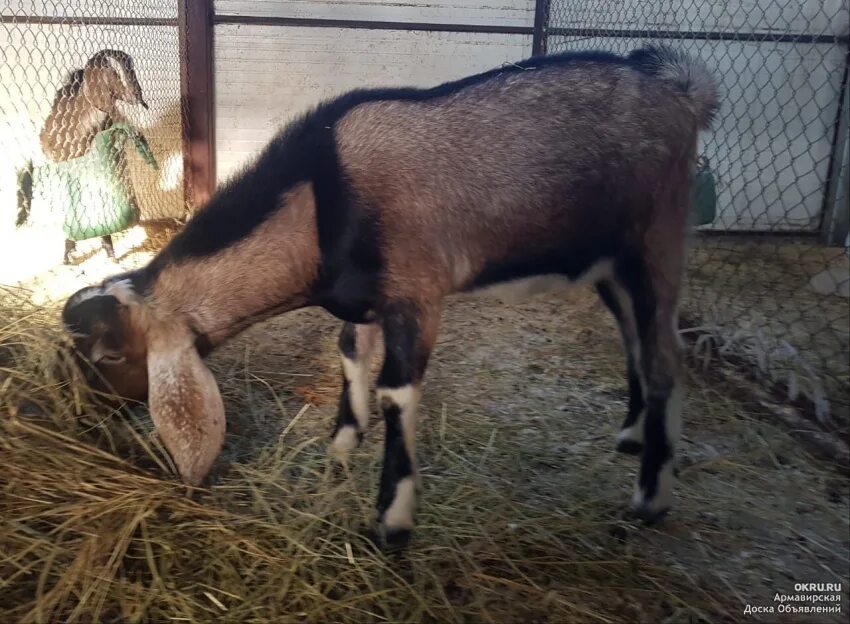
[99,355,126,366]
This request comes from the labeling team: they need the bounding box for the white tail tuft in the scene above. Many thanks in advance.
[630,45,721,129]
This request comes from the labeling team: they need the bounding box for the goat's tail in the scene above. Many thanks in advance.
[629,45,720,130]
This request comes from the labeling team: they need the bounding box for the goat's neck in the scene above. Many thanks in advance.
[148,184,321,347]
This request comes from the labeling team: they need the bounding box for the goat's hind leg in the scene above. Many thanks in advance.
[329,322,380,462]
[597,280,645,455]
[617,253,684,523]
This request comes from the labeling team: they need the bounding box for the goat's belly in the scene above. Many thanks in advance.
[458,259,614,304]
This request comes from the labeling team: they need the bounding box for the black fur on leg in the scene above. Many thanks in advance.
[102,235,115,259]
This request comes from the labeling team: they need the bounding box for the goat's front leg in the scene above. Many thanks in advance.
[374,301,440,549]
[329,322,380,461]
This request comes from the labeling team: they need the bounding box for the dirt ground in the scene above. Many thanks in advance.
[2,236,849,623]
[204,290,850,622]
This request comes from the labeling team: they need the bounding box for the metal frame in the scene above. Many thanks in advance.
[0,15,177,26]
[213,14,534,35]
[179,0,215,209]
[532,0,550,55]
[544,26,848,45]
[821,61,850,246]
[5,6,847,215]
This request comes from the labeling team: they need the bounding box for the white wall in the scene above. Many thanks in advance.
[214,25,532,181]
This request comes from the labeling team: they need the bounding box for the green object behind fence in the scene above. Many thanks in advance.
[692,157,717,227]
[30,123,158,241]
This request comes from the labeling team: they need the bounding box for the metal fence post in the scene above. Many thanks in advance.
[179,0,216,209]
[532,0,550,56]
[821,62,850,246]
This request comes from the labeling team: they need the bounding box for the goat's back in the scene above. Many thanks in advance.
[151,47,718,301]
[333,49,717,293]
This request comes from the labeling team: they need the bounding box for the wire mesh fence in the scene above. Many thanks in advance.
[1,0,848,428]
[544,0,850,424]
[1,0,187,279]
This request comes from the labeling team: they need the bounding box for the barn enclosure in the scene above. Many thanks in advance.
[1,1,848,622]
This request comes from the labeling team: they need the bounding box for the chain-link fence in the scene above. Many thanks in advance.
[1,0,187,284]
[543,1,850,426]
[2,1,848,427]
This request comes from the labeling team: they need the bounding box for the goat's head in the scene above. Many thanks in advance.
[83,49,149,112]
[62,282,149,400]
[62,279,225,486]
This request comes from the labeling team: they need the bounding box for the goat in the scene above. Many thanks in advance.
[62,45,719,548]
[39,49,148,262]
[41,49,148,164]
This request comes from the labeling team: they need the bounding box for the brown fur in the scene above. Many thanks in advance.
[335,62,696,306]
[150,182,321,346]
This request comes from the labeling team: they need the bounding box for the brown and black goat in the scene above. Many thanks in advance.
[41,49,148,164]
[40,49,148,262]
[62,45,719,548]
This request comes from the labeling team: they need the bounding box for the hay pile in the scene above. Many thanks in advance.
[0,288,745,623]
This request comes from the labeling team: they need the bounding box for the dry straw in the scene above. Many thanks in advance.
[1,286,824,623]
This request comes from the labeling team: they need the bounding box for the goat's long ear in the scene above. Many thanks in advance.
[146,323,225,486]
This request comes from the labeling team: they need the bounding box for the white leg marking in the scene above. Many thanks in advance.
[608,279,648,445]
[666,382,684,449]
[328,425,359,462]
[383,476,416,531]
[376,385,420,465]
[632,383,682,516]
[617,421,645,445]
[632,460,676,515]
[341,356,371,429]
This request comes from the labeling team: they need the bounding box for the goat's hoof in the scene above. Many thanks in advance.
[360,524,412,553]
[629,490,672,525]
[615,438,643,455]
[379,526,412,552]
[632,505,670,525]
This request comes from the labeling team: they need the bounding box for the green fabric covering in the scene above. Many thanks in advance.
[30,123,158,241]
